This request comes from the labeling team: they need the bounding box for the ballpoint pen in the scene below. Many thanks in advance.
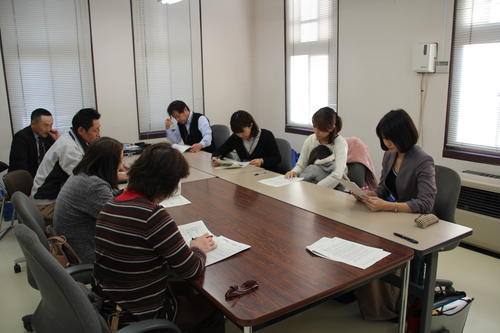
[393,232,419,244]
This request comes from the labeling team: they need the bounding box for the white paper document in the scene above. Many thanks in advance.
[160,195,191,208]
[258,175,303,187]
[214,158,250,169]
[172,144,191,153]
[306,237,391,269]
[337,178,368,198]
[177,221,251,266]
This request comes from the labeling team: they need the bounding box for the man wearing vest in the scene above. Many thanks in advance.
[165,100,215,153]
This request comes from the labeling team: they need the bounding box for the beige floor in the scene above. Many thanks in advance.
[0,223,498,333]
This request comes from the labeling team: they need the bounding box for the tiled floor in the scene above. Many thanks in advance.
[0,223,498,332]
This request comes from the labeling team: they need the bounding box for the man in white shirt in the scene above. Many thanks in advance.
[165,100,214,153]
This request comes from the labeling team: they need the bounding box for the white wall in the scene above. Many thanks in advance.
[253,0,499,175]
[200,0,253,125]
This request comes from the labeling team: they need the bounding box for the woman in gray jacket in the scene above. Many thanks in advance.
[53,137,123,264]
[360,109,436,214]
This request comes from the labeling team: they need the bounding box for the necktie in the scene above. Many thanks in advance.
[37,138,45,165]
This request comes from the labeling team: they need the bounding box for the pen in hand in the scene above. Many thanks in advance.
[393,232,419,244]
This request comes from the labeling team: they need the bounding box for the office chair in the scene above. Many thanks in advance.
[275,138,292,174]
[14,224,181,333]
[11,191,94,285]
[211,124,231,150]
[347,162,367,188]
[433,165,461,251]
[0,161,7,173]
[0,170,33,240]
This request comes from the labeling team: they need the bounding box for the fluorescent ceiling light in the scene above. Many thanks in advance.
[159,0,183,4]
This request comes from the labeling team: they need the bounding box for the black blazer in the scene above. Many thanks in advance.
[8,126,55,177]
[212,128,281,172]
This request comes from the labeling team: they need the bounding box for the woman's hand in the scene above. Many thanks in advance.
[211,157,221,167]
[363,196,393,212]
[284,171,297,179]
[190,233,217,253]
[352,189,376,201]
[249,158,263,167]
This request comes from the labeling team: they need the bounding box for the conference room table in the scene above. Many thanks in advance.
[168,177,413,333]
[182,151,473,333]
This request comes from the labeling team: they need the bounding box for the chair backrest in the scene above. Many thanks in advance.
[3,170,33,197]
[11,191,49,249]
[347,162,367,188]
[433,165,461,223]
[211,124,231,150]
[0,161,8,173]
[13,224,103,333]
[275,138,292,174]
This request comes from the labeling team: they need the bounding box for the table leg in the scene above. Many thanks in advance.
[418,252,438,333]
[243,326,253,333]
[398,260,410,333]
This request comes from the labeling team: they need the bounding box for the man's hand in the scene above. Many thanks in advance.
[165,117,172,130]
[249,158,264,167]
[49,129,60,140]
[190,143,203,153]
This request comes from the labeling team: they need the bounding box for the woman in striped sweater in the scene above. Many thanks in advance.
[94,143,224,332]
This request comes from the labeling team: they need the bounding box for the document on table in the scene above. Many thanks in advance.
[214,159,250,169]
[160,195,191,208]
[177,221,251,266]
[258,175,303,187]
[306,237,391,269]
[172,143,191,153]
[336,178,368,198]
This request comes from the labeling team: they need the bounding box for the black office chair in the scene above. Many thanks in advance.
[347,162,367,188]
[275,138,292,174]
[0,161,8,173]
[14,224,181,333]
[211,124,231,150]
[0,170,33,240]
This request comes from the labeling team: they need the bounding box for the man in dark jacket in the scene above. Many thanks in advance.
[8,108,60,177]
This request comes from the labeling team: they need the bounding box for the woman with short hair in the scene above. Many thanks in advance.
[211,110,281,172]
[94,143,224,332]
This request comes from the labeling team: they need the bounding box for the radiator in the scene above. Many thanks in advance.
[456,171,500,254]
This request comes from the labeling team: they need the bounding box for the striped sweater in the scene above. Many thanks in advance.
[94,190,206,322]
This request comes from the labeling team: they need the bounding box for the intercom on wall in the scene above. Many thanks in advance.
[412,43,437,73]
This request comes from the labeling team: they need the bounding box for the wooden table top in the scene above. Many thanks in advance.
[167,177,414,327]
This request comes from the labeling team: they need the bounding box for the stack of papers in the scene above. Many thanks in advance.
[306,237,391,269]
[178,221,251,266]
[160,195,191,208]
[172,144,191,153]
[214,159,250,169]
[258,175,303,187]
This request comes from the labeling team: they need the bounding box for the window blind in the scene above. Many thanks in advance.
[0,0,95,134]
[131,0,203,136]
[447,0,500,158]
[286,0,338,128]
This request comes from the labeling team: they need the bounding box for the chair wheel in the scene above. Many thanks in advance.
[14,263,21,273]
[22,315,33,332]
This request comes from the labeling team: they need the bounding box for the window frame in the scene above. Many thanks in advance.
[443,0,500,166]
[284,0,339,135]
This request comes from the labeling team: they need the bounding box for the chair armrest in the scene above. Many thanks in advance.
[65,263,93,284]
[117,319,181,333]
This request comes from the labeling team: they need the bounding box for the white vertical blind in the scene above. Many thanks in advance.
[131,0,203,135]
[0,0,95,133]
[286,0,338,127]
[447,0,500,155]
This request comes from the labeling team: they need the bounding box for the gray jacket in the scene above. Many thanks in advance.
[302,154,337,184]
[375,145,436,214]
[53,173,114,264]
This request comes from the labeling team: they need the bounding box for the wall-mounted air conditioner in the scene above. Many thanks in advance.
[456,171,500,255]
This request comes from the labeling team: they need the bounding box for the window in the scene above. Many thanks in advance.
[445,0,500,165]
[285,0,338,133]
[131,0,203,139]
[0,0,95,134]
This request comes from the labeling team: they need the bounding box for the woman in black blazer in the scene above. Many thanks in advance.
[211,110,281,172]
